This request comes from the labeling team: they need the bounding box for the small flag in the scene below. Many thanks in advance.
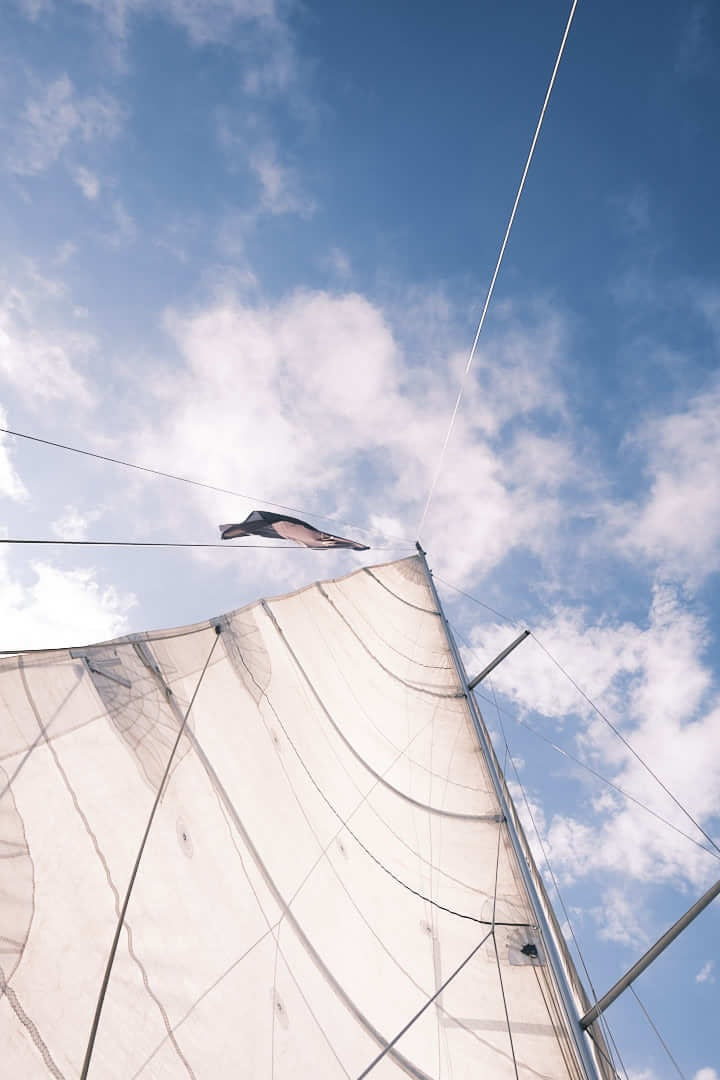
[219,511,369,551]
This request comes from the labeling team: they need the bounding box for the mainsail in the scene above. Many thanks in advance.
[0,554,611,1078]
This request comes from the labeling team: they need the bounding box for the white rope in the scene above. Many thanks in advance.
[417,0,580,538]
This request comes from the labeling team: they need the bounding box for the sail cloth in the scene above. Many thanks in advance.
[219,510,370,550]
[0,556,608,1079]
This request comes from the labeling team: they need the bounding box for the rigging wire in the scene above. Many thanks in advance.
[530,632,720,857]
[474,686,720,862]
[0,426,412,545]
[416,0,580,538]
[437,580,720,860]
[80,628,222,1080]
[630,985,687,1080]
[435,575,520,627]
[452,621,720,863]
[0,538,408,551]
[356,930,493,1079]
[486,678,625,1080]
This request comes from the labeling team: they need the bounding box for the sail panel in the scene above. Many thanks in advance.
[0,556,601,1078]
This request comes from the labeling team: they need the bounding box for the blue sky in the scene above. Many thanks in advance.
[1,0,719,1076]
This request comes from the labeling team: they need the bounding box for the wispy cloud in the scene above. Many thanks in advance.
[676,5,716,79]
[695,961,715,984]
[0,411,28,502]
[249,145,315,217]
[101,199,137,247]
[323,248,352,279]
[8,75,122,177]
[469,574,720,896]
[51,504,104,540]
[75,0,279,43]
[72,164,101,200]
[17,0,53,18]
[0,279,96,407]
[0,549,135,649]
[591,886,648,947]
[618,379,720,586]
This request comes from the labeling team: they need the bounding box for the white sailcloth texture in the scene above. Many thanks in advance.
[0,556,608,1078]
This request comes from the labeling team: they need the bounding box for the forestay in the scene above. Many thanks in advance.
[0,556,609,1078]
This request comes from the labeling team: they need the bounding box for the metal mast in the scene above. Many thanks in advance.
[415,543,603,1080]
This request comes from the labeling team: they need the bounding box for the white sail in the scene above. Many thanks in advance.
[0,555,609,1078]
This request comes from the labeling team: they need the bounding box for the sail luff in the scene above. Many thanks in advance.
[415,544,606,1080]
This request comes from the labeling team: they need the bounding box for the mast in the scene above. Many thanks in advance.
[416,543,603,1080]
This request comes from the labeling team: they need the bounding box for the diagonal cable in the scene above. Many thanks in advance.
[0,538,405,551]
[0,426,412,545]
[356,930,493,1079]
[531,632,720,856]
[417,0,580,536]
[630,985,686,1080]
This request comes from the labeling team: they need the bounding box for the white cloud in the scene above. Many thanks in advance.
[591,886,648,947]
[695,961,715,984]
[72,165,100,200]
[695,1070,720,1080]
[615,378,720,586]
[102,200,137,246]
[249,146,315,218]
[0,281,95,407]
[469,578,720,890]
[77,0,280,45]
[0,411,28,502]
[17,0,53,18]
[125,289,576,591]
[0,553,135,650]
[51,505,103,541]
[324,248,351,278]
[55,242,77,265]
[9,75,122,176]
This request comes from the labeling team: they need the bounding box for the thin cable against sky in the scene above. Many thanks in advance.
[0,538,408,551]
[417,0,580,538]
[0,426,412,545]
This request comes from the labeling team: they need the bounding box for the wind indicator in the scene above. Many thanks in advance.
[219,510,370,550]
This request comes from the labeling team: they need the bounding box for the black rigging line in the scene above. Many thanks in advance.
[439,584,720,858]
[0,426,412,545]
[456,627,719,862]
[486,694,719,861]
[531,632,720,857]
[0,538,407,551]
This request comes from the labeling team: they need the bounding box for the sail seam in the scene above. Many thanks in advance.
[262,601,491,822]
[257,604,527,929]
[363,568,440,614]
[315,583,461,696]
[80,627,222,1080]
[18,662,197,1079]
